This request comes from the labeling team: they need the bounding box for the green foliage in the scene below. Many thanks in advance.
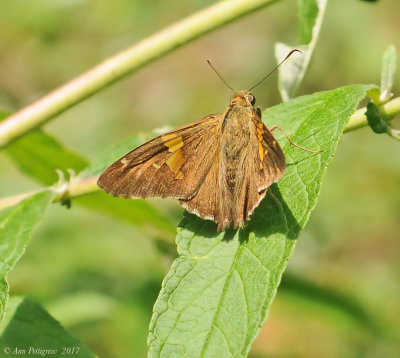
[0,1,398,357]
[7,130,89,186]
[147,84,373,357]
[366,102,387,134]
[297,0,318,44]
[275,0,327,101]
[0,297,95,357]
[2,119,175,236]
[380,44,397,102]
[0,113,88,185]
[74,192,176,238]
[0,191,54,321]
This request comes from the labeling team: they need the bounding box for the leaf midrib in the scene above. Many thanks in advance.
[199,240,244,357]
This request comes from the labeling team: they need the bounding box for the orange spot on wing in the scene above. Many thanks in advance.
[164,136,184,152]
[258,141,264,169]
[257,127,265,169]
[257,128,263,141]
[166,149,185,173]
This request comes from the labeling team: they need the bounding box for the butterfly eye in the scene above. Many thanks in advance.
[247,94,256,105]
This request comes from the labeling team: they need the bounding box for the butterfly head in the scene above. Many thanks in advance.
[231,90,256,107]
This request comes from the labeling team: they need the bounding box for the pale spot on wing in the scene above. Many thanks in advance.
[152,163,161,169]
[121,158,128,164]
[161,133,177,141]
[165,149,185,173]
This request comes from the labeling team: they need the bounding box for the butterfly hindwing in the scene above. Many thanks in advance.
[253,120,286,191]
[97,114,223,200]
[180,140,264,231]
[226,117,286,229]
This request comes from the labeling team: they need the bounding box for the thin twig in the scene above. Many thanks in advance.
[0,177,98,211]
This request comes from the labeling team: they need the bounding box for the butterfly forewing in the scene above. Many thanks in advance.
[98,115,223,200]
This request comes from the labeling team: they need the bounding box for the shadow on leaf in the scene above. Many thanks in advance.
[178,183,300,244]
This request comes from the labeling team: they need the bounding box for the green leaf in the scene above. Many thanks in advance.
[0,297,95,357]
[148,84,374,357]
[7,130,89,186]
[366,102,387,133]
[275,43,309,101]
[1,109,88,186]
[380,44,397,103]
[276,0,327,101]
[0,190,54,322]
[74,191,176,238]
[298,0,319,44]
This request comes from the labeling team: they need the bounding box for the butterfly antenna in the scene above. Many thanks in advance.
[249,49,302,91]
[207,59,234,92]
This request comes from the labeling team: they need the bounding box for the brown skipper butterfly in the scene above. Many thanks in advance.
[97,50,321,231]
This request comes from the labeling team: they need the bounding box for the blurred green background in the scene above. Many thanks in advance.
[0,0,399,357]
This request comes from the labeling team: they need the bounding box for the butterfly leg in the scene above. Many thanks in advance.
[269,125,323,154]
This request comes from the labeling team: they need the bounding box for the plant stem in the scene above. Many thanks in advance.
[0,177,98,211]
[344,97,400,132]
[0,0,278,149]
